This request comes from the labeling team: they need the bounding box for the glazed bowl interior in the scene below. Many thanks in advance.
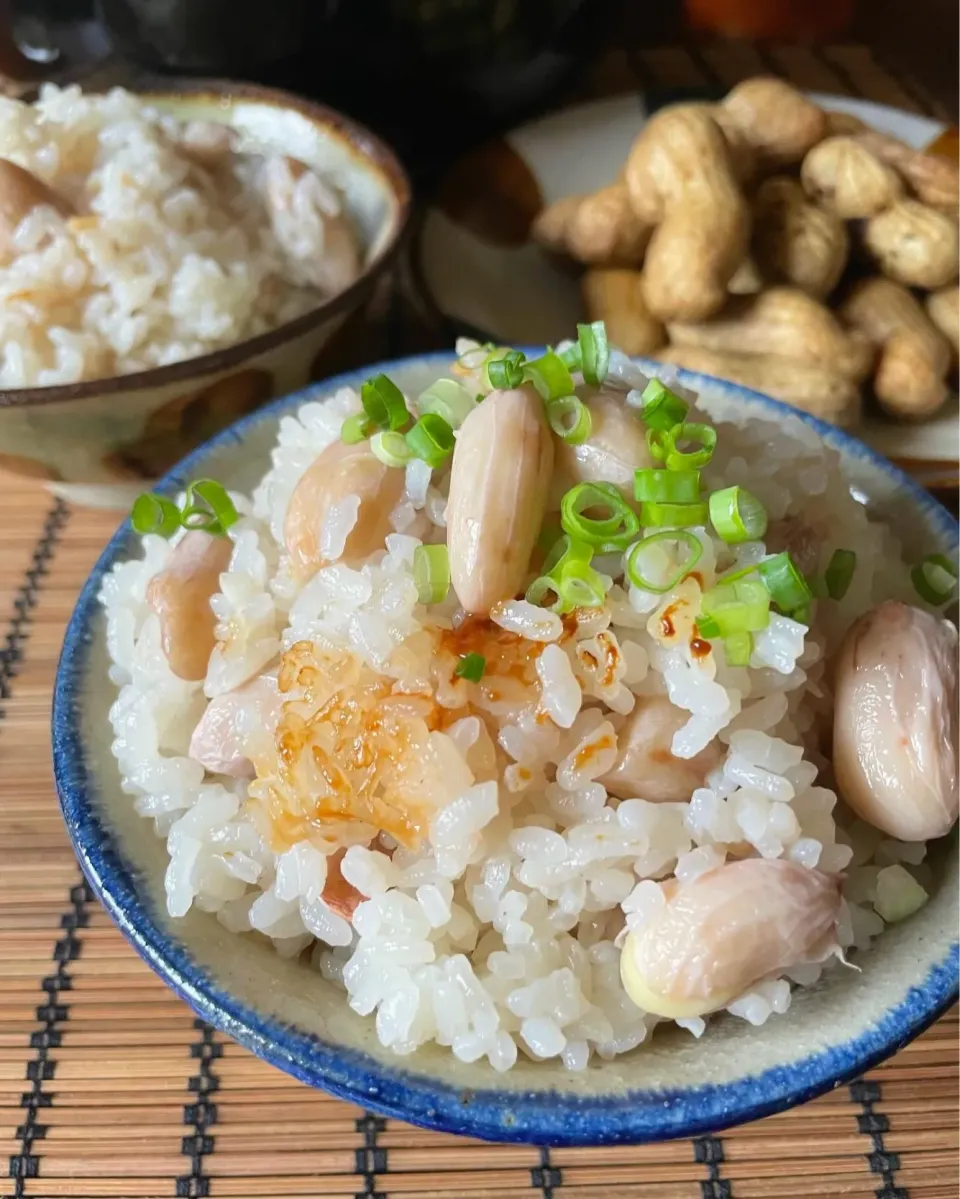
[53,356,959,1145]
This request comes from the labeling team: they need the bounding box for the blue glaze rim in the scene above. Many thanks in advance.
[53,353,959,1146]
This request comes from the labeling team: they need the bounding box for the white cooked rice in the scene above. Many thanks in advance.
[0,85,360,387]
[100,350,939,1072]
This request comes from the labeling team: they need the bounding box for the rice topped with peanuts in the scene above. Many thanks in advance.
[101,329,958,1070]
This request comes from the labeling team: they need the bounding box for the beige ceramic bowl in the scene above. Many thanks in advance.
[0,81,411,508]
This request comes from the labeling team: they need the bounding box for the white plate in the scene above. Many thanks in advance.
[418,93,957,472]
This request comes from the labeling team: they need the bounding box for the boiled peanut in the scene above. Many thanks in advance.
[446,386,553,615]
[146,530,232,681]
[555,390,653,497]
[800,136,903,218]
[864,200,959,290]
[581,269,665,355]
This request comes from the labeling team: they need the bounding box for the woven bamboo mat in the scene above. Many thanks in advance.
[1,36,959,1199]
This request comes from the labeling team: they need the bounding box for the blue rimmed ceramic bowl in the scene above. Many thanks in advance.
[53,354,959,1146]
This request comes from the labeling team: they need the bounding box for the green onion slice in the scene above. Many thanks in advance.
[454,652,486,682]
[405,414,455,468]
[547,395,592,444]
[523,349,574,402]
[634,467,701,504]
[639,379,688,432]
[625,529,703,594]
[542,533,593,578]
[724,630,753,667]
[824,548,857,600]
[696,614,722,639]
[640,500,709,528]
[577,320,609,386]
[486,348,526,390]
[361,373,409,431]
[179,479,239,536]
[911,553,958,605]
[701,577,771,635]
[646,427,669,462]
[413,544,450,604]
[708,486,768,544]
[131,493,182,538]
[663,422,717,471]
[341,413,374,445]
[527,557,606,615]
[418,379,475,428]
[560,481,640,550]
[558,343,582,370]
[370,430,413,468]
[757,551,812,614]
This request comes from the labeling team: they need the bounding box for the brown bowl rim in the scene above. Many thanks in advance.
[0,78,412,410]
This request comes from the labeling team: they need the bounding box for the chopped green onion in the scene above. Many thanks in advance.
[341,413,374,445]
[639,500,709,528]
[696,614,722,639]
[757,552,812,613]
[547,395,592,444]
[639,379,688,432]
[708,486,768,544]
[413,544,450,604]
[646,427,669,462]
[131,493,181,538]
[486,349,526,390]
[361,373,409,431]
[526,574,564,612]
[542,533,593,578]
[558,343,582,369]
[724,631,753,667]
[456,342,494,372]
[625,529,703,594]
[455,653,486,682]
[405,414,455,468]
[634,467,701,504]
[560,481,640,550]
[701,577,771,635]
[527,557,606,614]
[523,349,574,402]
[911,553,958,605]
[370,430,413,468]
[578,320,609,386]
[825,549,857,600]
[180,479,239,536]
[418,379,475,428]
[663,422,717,471]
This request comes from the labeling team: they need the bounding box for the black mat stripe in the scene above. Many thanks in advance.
[3,498,80,1196]
[177,1020,222,1197]
[694,1135,732,1199]
[850,1079,908,1199]
[354,1112,387,1199]
[531,1145,562,1196]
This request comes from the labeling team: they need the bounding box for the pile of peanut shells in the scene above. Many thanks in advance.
[534,77,959,427]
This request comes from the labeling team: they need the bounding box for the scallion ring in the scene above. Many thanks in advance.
[577,320,609,386]
[413,544,450,605]
[542,533,594,578]
[634,467,701,505]
[405,414,455,468]
[131,493,181,538]
[523,349,574,402]
[555,559,607,609]
[179,479,239,536]
[558,342,582,369]
[417,379,475,428]
[361,373,409,431]
[723,630,753,667]
[639,379,688,432]
[663,422,718,471]
[341,413,374,445]
[700,577,771,635]
[560,481,640,550]
[370,430,413,468]
[639,500,709,528]
[646,427,668,463]
[757,551,812,613]
[708,485,768,544]
[547,395,592,444]
[486,348,526,390]
[824,548,857,600]
[911,553,958,605]
[454,653,486,682]
[625,529,703,594]
[696,614,722,639]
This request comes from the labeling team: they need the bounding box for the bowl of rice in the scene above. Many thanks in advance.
[0,81,410,507]
[53,334,958,1144]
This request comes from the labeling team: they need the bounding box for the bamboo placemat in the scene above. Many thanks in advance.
[1,36,959,1199]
